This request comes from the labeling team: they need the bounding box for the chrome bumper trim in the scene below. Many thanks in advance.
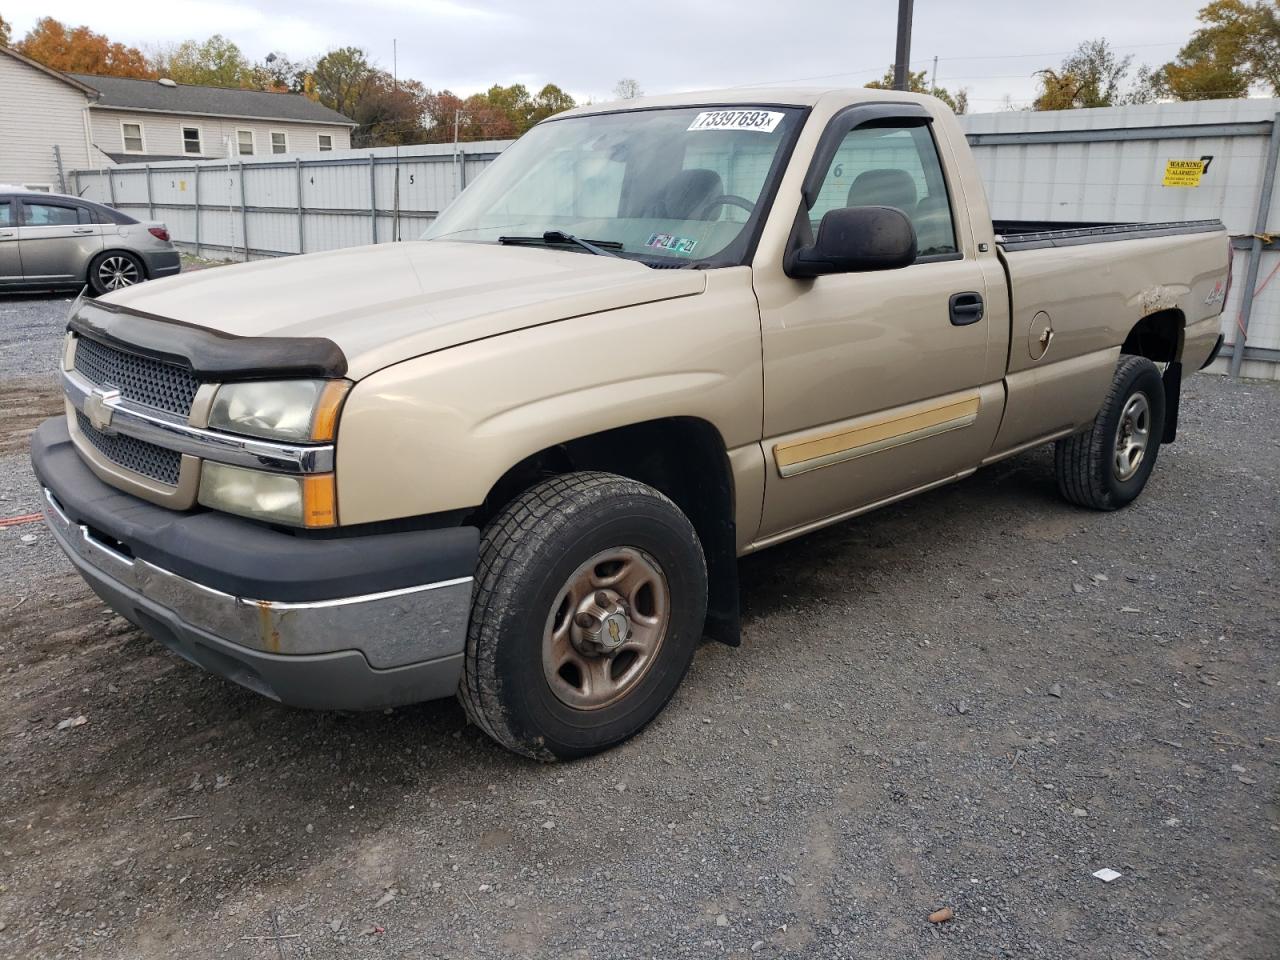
[61,368,334,475]
[43,487,473,669]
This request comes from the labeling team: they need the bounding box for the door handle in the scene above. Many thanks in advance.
[0,231,14,239]
[72,227,94,234]
[949,292,984,326]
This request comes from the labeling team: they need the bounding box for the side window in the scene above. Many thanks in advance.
[811,124,958,257]
[0,201,11,228]
[22,202,81,227]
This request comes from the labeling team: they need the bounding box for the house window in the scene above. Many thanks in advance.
[182,126,202,155]
[237,129,255,156]
[318,133,333,152]
[270,131,287,154]
[121,122,145,153]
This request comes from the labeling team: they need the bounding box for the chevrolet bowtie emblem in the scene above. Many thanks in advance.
[82,387,121,434]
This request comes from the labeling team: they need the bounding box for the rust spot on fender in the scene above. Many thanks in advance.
[256,601,281,653]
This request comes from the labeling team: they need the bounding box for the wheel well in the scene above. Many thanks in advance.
[1122,308,1185,444]
[1122,308,1184,363]
[469,417,741,646]
[89,249,149,282]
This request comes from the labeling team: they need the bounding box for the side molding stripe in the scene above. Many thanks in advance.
[773,395,981,477]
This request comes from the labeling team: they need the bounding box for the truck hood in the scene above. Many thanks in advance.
[102,241,706,379]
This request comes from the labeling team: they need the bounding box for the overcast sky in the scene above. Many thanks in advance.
[9,0,1212,111]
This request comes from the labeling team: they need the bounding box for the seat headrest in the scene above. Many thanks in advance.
[846,169,918,212]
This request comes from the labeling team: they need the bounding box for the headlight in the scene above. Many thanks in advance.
[208,380,349,442]
[198,462,336,528]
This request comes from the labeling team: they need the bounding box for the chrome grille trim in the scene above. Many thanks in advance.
[61,368,334,475]
[73,336,200,417]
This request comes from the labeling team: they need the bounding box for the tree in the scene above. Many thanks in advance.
[252,53,312,94]
[1152,0,1278,99]
[312,47,378,117]
[0,14,11,47]
[150,34,252,87]
[865,67,969,114]
[613,78,642,100]
[16,17,154,78]
[352,75,429,147]
[1032,38,1151,109]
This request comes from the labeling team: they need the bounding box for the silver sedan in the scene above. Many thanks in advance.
[0,188,180,295]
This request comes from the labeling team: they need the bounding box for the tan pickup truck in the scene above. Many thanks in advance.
[33,88,1230,759]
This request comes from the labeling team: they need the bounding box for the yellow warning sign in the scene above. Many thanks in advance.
[1163,159,1205,187]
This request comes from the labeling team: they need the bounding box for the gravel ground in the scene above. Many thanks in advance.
[0,293,1276,959]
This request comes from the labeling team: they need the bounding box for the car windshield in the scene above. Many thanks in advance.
[422,105,805,266]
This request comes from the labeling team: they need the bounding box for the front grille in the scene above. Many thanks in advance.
[74,336,200,417]
[75,411,182,486]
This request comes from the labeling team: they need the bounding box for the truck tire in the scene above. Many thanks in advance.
[1054,355,1166,510]
[460,472,708,760]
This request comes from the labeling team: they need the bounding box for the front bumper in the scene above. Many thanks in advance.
[140,249,181,279]
[32,417,479,710]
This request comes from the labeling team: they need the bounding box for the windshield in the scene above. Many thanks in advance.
[423,105,805,266]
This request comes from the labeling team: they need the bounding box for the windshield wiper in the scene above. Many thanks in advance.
[497,230,624,258]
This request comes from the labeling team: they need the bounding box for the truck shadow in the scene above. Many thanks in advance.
[739,445,1063,620]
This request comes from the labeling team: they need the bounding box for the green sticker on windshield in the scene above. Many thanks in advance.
[646,233,698,254]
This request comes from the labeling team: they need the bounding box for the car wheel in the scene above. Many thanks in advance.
[88,251,145,295]
[1054,354,1166,510]
[460,471,708,760]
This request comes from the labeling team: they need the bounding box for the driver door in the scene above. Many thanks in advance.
[754,107,1006,541]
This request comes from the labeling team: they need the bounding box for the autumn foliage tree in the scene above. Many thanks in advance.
[1153,0,1279,99]
[149,34,252,87]
[865,67,969,114]
[1032,39,1146,109]
[15,17,153,78]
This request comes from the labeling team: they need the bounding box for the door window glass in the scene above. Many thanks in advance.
[811,124,958,257]
[23,202,80,227]
[0,202,10,227]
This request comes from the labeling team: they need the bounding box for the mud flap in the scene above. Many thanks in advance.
[1162,361,1182,443]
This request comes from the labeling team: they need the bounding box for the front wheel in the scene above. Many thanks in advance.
[460,472,708,760]
[88,251,145,295]
[1054,354,1166,510]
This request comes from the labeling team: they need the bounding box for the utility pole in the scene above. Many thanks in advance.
[893,0,914,91]
[931,55,938,95]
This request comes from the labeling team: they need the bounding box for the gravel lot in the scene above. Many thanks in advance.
[0,292,1276,960]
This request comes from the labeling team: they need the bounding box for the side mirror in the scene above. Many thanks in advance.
[786,205,917,278]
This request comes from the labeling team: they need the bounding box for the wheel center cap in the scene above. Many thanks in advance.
[574,590,631,653]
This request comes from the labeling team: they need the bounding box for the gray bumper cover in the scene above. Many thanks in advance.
[42,487,473,710]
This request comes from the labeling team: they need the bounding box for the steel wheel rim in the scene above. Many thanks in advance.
[542,546,670,711]
[98,256,140,290]
[1113,392,1151,481]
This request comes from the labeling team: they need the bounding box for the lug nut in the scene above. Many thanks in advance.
[594,590,610,606]
[575,613,594,629]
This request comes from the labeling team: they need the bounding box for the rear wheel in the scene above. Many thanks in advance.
[460,472,707,760]
[1054,355,1166,510]
[88,251,144,295]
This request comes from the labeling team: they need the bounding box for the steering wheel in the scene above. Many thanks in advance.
[693,194,756,220]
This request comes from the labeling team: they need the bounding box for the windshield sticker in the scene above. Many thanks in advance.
[687,110,784,133]
[646,233,698,254]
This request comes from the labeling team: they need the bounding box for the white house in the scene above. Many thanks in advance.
[0,45,357,192]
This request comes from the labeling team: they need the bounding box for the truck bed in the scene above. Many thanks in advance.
[994,218,1224,252]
